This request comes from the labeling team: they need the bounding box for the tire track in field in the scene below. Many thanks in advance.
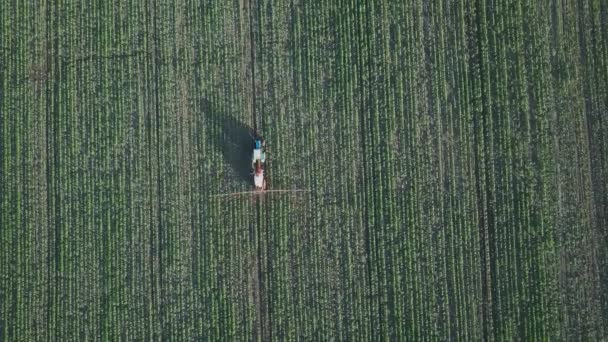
[352,1,376,336]
[45,2,62,338]
[248,0,258,133]
[145,0,164,337]
[472,0,495,339]
[242,0,269,340]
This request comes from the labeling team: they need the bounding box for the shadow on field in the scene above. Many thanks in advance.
[204,99,254,185]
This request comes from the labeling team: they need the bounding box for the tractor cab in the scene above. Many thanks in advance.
[253,138,265,162]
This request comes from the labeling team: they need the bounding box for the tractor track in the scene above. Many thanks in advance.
[248,0,258,133]
[245,0,271,340]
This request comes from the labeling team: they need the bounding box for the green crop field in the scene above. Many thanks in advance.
[1,0,607,340]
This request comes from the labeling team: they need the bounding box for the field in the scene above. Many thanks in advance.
[1,0,607,340]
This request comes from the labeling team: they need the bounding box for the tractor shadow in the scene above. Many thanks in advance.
[205,100,254,185]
